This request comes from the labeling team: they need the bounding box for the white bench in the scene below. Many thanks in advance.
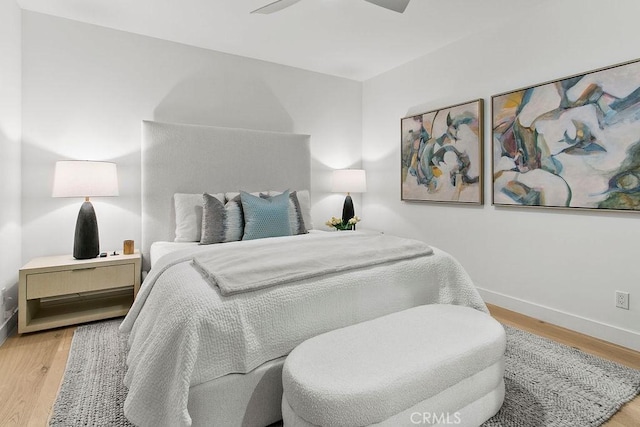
[282,304,506,427]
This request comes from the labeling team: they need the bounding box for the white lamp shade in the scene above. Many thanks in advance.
[52,160,119,198]
[332,169,367,193]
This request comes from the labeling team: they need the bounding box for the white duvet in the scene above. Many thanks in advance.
[120,232,487,427]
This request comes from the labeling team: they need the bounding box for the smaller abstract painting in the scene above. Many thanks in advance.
[401,99,484,204]
[492,58,640,211]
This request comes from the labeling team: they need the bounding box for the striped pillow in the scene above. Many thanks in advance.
[200,193,244,244]
[260,190,308,235]
[174,192,225,242]
[269,190,313,230]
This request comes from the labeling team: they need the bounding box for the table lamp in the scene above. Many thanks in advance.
[331,169,367,225]
[52,160,119,259]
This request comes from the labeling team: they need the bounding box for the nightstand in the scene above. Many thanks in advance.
[18,252,141,334]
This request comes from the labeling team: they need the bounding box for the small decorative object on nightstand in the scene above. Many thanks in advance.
[123,239,134,255]
[331,169,366,226]
[52,160,119,260]
[18,252,141,334]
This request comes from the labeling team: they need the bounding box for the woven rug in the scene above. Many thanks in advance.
[50,319,640,427]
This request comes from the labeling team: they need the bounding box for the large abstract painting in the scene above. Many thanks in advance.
[492,59,640,211]
[401,99,483,204]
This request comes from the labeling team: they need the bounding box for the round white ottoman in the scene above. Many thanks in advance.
[282,304,506,427]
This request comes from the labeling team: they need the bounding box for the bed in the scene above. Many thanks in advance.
[120,120,488,427]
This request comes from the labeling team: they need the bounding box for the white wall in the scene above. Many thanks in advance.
[21,11,362,263]
[362,0,640,350]
[0,0,22,344]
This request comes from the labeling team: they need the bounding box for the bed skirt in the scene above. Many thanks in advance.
[188,356,286,427]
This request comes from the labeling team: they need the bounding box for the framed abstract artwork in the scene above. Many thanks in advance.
[492,58,640,211]
[401,99,483,204]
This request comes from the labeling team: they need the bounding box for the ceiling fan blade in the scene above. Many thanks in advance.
[251,0,303,14]
[364,0,410,13]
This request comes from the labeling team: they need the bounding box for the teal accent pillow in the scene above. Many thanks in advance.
[241,190,292,240]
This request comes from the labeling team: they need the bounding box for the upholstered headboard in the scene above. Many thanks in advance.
[141,120,311,271]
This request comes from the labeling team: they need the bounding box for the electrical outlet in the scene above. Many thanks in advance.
[615,291,629,310]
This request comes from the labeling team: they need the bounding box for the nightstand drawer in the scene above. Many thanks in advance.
[26,264,135,299]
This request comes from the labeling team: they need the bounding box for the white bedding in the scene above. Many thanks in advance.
[120,232,487,427]
[150,241,198,267]
[149,230,327,268]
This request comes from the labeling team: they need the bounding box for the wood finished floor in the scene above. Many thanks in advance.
[0,305,638,426]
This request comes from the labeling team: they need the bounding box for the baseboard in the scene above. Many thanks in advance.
[477,287,640,352]
[0,311,18,347]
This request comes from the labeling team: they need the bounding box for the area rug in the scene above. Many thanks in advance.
[50,319,640,427]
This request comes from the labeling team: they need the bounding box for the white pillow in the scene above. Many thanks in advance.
[224,191,261,201]
[174,193,224,242]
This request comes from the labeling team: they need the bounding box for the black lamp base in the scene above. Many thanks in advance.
[74,200,100,259]
[341,194,355,227]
